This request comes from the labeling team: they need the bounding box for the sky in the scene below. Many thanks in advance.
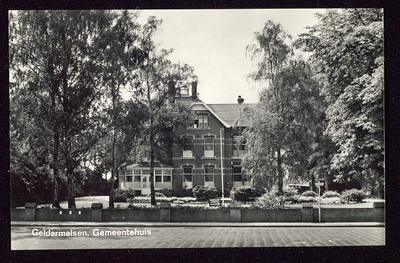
[132,9,326,104]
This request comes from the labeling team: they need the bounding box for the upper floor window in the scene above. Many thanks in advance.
[204,135,215,157]
[233,136,246,157]
[182,135,194,158]
[192,113,209,129]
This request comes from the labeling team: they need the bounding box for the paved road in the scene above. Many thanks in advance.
[11,225,384,250]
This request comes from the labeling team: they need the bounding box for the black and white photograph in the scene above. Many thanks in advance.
[9,8,385,251]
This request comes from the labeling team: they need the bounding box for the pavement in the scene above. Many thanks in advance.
[11,221,385,249]
[11,221,385,227]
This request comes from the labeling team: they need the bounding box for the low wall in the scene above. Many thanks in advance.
[314,207,385,222]
[171,209,230,222]
[11,203,385,223]
[102,209,160,222]
[241,208,302,222]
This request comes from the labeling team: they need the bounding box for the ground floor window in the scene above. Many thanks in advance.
[183,166,193,188]
[204,165,215,188]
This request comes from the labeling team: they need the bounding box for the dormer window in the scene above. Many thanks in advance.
[193,113,209,129]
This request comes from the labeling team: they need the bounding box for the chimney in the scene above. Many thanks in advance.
[237,95,244,104]
[191,81,197,100]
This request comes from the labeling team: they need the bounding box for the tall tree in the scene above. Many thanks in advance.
[294,9,384,197]
[98,10,145,208]
[243,21,326,195]
[129,17,197,205]
[9,10,113,208]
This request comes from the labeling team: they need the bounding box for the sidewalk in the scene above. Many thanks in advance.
[11,221,385,227]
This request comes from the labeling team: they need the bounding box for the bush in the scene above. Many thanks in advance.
[113,189,136,202]
[253,191,285,209]
[341,188,367,203]
[157,187,194,197]
[301,190,318,197]
[284,194,301,204]
[230,186,266,202]
[283,188,298,197]
[192,186,218,202]
[322,190,340,198]
[298,196,315,203]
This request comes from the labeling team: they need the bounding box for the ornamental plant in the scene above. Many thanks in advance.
[301,190,318,197]
[113,189,136,202]
[322,190,340,198]
[230,186,266,202]
[253,191,285,209]
[192,186,218,202]
[341,188,367,203]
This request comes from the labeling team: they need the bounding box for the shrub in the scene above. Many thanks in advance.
[298,196,315,203]
[161,187,194,197]
[284,194,301,204]
[341,188,367,203]
[253,191,285,209]
[322,190,340,198]
[192,186,218,202]
[230,186,266,202]
[113,189,136,202]
[283,188,298,197]
[301,190,318,197]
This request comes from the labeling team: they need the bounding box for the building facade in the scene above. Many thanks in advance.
[119,83,254,195]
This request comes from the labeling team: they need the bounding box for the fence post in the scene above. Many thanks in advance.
[159,203,171,222]
[24,203,37,221]
[301,203,314,222]
[91,203,103,222]
[229,202,241,222]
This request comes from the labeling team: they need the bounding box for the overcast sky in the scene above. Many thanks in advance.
[134,9,326,104]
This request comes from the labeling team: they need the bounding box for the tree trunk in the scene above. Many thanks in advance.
[277,148,283,195]
[67,162,76,208]
[310,170,316,192]
[52,128,61,208]
[149,128,156,206]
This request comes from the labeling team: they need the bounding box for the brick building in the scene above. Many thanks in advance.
[119,83,255,194]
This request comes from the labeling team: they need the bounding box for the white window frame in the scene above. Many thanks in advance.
[204,164,215,188]
[204,135,214,157]
[182,165,193,188]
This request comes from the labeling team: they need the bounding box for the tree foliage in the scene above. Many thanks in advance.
[243,21,324,195]
[128,16,197,205]
[294,8,384,197]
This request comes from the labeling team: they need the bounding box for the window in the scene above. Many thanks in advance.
[134,176,140,182]
[233,167,242,182]
[233,137,246,157]
[126,176,133,182]
[163,176,171,182]
[204,136,214,157]
[193,114,209,128]
[155,176,162,182]
[183,166,193,188]
[182,136,193,157]
[204,165,215,187]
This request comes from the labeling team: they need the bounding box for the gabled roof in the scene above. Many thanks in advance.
[190,102,256,127]
[119,161,173,170]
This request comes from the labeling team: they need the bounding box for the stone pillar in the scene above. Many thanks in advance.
[24,203,37,221]
[301,203,314,222]
[160,203,171,222]
[91,203,103,222]
[229,202,241,222]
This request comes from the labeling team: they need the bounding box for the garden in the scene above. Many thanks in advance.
[38,186,379,211]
